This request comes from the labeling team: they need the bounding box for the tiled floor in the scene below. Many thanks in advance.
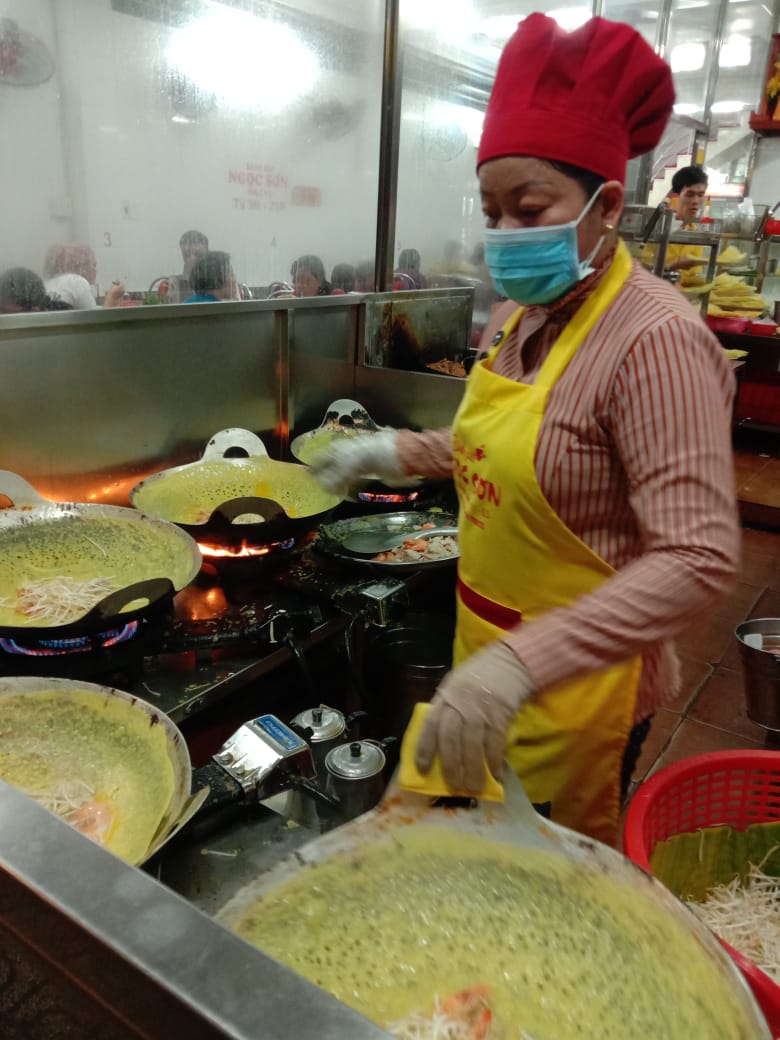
[629,443,780,795]
[734,427,780,526]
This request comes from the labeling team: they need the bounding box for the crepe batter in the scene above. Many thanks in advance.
[234,828,758,1038]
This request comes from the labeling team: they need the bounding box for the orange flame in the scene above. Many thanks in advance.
[197,540,277,559]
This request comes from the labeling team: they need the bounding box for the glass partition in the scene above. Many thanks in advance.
[2,0,777,324]
[392,0,776,293]
[394,1,596,346]
[1,0,384,307]
[706,1,774,196]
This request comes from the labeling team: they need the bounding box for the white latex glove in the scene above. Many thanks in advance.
[310,430,413,496]
[414,641,535,794]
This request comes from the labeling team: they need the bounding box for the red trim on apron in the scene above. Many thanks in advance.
[457,574,522,631]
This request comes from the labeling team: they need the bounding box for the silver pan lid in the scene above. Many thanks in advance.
[325,740,385,779]
[291,705,346,742]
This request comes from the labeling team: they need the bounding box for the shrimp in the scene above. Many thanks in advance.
[30,780,113,846]
[66,801,112,844]
[440,987,493,1039]
[402,538,430,552]
[389,986,501,1040]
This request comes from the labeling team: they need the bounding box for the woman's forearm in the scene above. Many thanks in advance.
[396,427,454,479]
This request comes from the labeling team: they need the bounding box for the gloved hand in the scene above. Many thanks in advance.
[310,430,413,496]
[414,640,535,794]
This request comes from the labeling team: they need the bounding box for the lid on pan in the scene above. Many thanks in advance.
[325,740,385,779]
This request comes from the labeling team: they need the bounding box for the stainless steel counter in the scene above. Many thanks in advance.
[0,781,390,1039]
[153,795,321,917]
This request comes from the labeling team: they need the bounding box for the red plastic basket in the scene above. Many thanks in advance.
[623,751,780,1035]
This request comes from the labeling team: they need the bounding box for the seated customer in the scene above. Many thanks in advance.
[353,259,374,293]
[167,229,209,303]
[290,254,331,297]
[0,268,73,313]
[330,263,355,294]
[184,251,237,303]
[396,248,427,289]
[44,243,124,308]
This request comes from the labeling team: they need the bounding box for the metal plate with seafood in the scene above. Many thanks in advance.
[314,511,458,569]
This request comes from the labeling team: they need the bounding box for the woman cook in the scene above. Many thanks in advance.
[314,13,739,845]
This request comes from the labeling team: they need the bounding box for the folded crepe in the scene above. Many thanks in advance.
[0,687,174,864]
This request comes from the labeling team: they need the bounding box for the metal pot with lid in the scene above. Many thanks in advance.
[323,740,388,821]
[290,704,348,780]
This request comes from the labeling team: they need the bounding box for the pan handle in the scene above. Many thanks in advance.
[208,496,287,525]
[0,470,50,508]
[319,399,382,431]
[202,429,270,460]
[81,577,175,624]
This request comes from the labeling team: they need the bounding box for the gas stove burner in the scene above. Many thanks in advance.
[357,490,420,505]
[198,536,297,560]
[0,621,140,657]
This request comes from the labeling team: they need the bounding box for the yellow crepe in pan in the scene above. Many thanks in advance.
[0,687,174,864]
[132,458,338,525]
[0,514,197,628]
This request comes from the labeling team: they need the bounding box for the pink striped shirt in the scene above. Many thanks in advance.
[397,259,739,720]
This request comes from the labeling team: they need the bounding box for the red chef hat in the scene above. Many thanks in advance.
[477,14,675,184]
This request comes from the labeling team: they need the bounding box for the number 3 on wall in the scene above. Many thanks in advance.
[104,232,112,247]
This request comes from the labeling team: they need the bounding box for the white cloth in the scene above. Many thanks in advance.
[45,274,96,310]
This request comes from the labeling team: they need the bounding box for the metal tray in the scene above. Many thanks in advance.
[314,511,459,569]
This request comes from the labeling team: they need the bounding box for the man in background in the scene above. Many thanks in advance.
[664,165,709,280]
[167,229,209,303]
[640,166,709,285]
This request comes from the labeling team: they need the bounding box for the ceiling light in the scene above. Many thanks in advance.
[673,103,700,116]
[460,105,485,147]
[710,100,748,113]
[482,14,522,41]
[167,6,318,114]
[670,42,705,72]
[547,7,592,31]
[401,0,477,36]
[720,35,751,67]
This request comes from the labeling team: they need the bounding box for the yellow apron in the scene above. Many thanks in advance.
[452,240,641,845]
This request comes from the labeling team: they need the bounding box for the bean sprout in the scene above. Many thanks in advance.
[27,779,112,845]
[688,863,780,985]
[10,576,115,625]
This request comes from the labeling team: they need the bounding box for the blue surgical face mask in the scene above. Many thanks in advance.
[484,186,604,305]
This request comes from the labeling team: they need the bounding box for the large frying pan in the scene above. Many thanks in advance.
[291,400,422,501]
[130,429,341,548]
[0,471,202,637]
[219,770,770,1038]
[0,676,206,866]
[290,399,383,468]
[314,510,459,571]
